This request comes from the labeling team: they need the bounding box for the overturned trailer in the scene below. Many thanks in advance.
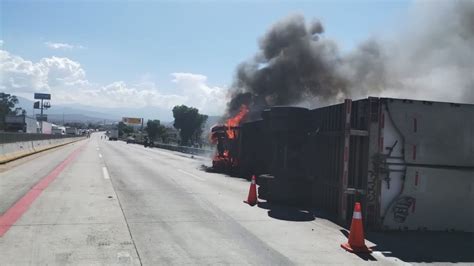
[213,97,474,232]
[308,97,474,231]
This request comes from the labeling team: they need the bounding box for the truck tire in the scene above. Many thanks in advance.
[257,174,274,200]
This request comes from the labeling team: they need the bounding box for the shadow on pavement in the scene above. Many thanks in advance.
[339,229,377,261]
[366,231,474,263]
[257,201,315,222]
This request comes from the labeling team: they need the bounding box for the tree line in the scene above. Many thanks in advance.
[141,105,208,146]
[1,93,210,146]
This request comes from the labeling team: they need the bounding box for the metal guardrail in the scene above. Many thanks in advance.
[152,142,214,156]
[0,132,83,144]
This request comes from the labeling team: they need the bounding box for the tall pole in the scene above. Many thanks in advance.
[40,99,44,133]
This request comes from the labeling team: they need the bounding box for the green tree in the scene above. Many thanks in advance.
[145,119,165,142]
[0,93,19,129]
[172,105,208,146]
[117,121,134,137]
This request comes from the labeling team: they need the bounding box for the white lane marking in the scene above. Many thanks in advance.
[102,167,110,179]
[178,169,205,181]
[99,153,102,158]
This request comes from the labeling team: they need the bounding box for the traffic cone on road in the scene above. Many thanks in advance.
[244,175,258,206]
[341,202,372,253]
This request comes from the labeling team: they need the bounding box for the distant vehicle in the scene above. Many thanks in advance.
[52,126,66,135]
[65,127,78,135]
[109,129,119,141]
[4,115,38,133]
[40,121,53,134]
[126,136,135,144]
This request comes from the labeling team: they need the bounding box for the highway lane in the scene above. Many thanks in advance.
[101,141,292,265]
[0,133,401,265]
[99,139,400,265]
[0,140,82,215]
[0,134,140,265]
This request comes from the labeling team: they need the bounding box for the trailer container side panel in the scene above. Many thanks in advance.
[310,134,342,217]
[239,120,268,177]
[378,105,407,220]
[382,166,474,231]
[310,102,349,221]
[384,99,474,167]
[375,98,474,232]
[365,97,381,228]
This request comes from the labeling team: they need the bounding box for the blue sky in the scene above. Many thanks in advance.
[0,0,413,117]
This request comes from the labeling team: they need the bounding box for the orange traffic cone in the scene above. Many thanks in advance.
[341,202,372,253]
[244,175,258,206]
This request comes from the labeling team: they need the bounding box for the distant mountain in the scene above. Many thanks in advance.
[16,97,119,123]
[15,96,220,125]
[47,114,111,124]
[15,96,177,123]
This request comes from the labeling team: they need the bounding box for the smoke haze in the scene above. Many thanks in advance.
[226,0,474,117]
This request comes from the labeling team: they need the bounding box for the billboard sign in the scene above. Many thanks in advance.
[36,114,48,121]
[122,117,143,125]
[34,93,51,100]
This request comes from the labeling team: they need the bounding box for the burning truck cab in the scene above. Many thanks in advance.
[211,105,314,203]
[210,105,248,172]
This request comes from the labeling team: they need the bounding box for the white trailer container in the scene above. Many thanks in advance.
[309,97,474,232]
[5,115,39,133]
[40,121,53,134]
[108,129,119,141]
[65,127,78,135]
[52,125,66,135]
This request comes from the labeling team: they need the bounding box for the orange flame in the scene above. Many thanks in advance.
[226,105,249,139]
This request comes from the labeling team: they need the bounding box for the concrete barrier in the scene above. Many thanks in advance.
[0,141,36,163]
[0,137,84,164]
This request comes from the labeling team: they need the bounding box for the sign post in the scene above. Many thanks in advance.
[34,93,51,133]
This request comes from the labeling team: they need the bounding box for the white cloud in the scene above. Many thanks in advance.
[0,49,228,117]
[0,50,49,92]
[0,50,87,92]
[171,72,227,115]
[44,42,85,50]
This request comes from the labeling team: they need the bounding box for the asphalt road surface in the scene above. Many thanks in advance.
[0,132,448,265]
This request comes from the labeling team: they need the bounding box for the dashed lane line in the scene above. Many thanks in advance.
[102,166,110,179]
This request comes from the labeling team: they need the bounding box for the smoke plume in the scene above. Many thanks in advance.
[226,0,474,117]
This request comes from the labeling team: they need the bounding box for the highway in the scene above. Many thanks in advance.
[0,133,404,265]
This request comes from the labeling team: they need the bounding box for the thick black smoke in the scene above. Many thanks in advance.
[228,14,347,116]
[226,1,474,117]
